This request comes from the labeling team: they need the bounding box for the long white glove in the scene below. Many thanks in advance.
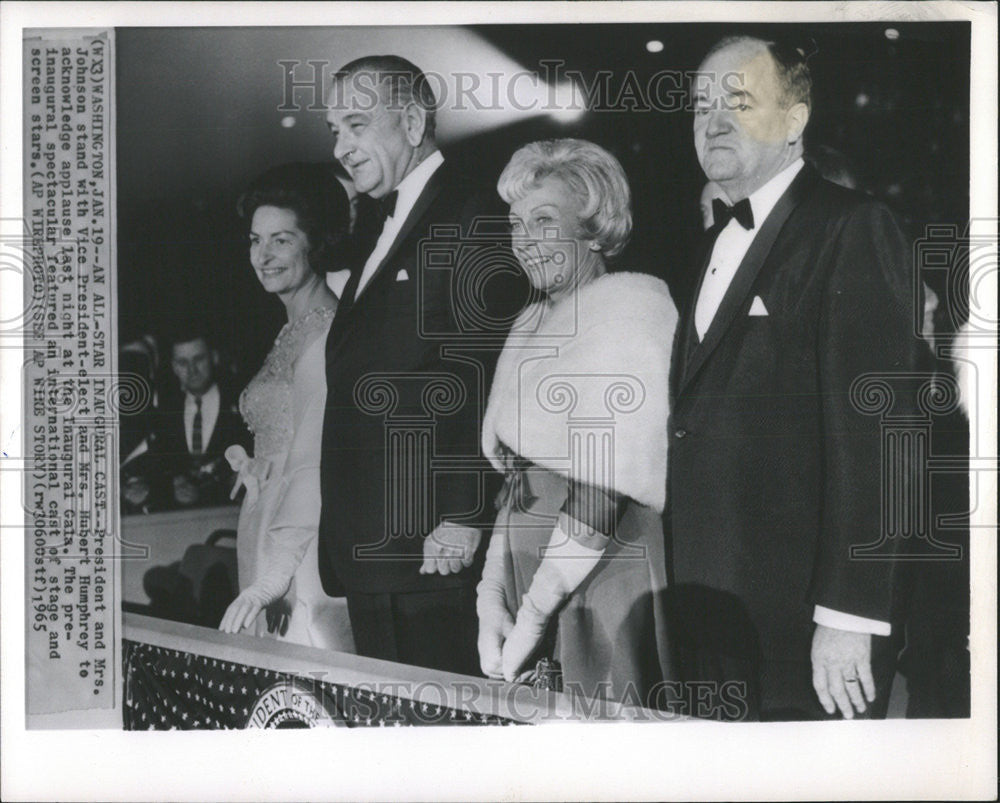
[476,531,515,678]
[501,514,606,681]
[218,469,314,634]
[218,581,286,635]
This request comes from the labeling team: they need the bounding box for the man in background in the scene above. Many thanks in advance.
[142,331,249,510]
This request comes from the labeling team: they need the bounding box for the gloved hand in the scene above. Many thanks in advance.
[219,585,271,634]
[499,593,549,683]
[225,445,271,509]
[476,532,515,678]
[218,551,295,634]
[501,514,605,682]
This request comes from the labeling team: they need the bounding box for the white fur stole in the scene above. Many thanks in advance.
[482,272,678,512]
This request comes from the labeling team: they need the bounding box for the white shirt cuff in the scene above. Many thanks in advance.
[813,605,891,636]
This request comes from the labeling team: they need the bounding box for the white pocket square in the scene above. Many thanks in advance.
[748,296,769,316]
[396,269,409,282]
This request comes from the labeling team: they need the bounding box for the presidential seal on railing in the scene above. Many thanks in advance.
[245,680,347,728]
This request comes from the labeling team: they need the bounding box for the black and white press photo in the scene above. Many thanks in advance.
[1,2,996,801]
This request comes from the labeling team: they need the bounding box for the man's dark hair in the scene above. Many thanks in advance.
[238,162,352,275]
[333,54,438,140]
[704,35,813,112]
[167,326,213,357]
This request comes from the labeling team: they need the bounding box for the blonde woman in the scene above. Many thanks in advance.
[478,139,677,704]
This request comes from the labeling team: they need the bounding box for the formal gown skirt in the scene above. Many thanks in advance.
[493,461,671,706]
[236,463,355,653]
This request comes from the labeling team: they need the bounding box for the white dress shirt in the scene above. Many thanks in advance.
[183,383,220,454]
[694,158,890,637]
[325,268,351,299]
[354,149,445,298]
[695,158,804,340]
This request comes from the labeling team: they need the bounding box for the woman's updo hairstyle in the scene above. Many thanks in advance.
[497,138,633,259]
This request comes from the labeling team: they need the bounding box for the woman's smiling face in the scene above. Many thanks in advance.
[507,175,588,296]
[248,205,314,296]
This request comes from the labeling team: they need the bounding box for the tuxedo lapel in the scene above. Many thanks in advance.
[679,167,817,396]
[671,226,719,397]
[327,266,362,347]
[326,166,446,358]
[352,166,446,310]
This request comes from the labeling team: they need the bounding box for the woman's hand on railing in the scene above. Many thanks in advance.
[218,587,269,634]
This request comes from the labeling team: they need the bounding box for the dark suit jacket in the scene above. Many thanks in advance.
[147,386,249,508]
[319,160,527,595]
[667,167,926,664]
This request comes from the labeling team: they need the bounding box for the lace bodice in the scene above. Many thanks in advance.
[239,306,334,459]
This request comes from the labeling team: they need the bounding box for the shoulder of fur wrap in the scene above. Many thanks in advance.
[483,271,678,512]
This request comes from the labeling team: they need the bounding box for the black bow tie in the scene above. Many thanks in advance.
[376,190,398,225]
[712,197,755,231]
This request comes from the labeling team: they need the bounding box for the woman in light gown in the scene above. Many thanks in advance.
[477,140,676,705]
[218,163,354,652]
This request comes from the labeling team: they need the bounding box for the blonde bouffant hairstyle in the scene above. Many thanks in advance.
[497,138,633,259]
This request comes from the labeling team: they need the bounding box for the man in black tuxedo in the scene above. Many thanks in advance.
[145,332,248,509]
[319,56,525,674]
[667,36,926,719]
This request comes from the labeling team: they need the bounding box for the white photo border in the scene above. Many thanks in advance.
[2,2,996,801]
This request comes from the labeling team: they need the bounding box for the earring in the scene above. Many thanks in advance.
[588,241,601,251]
